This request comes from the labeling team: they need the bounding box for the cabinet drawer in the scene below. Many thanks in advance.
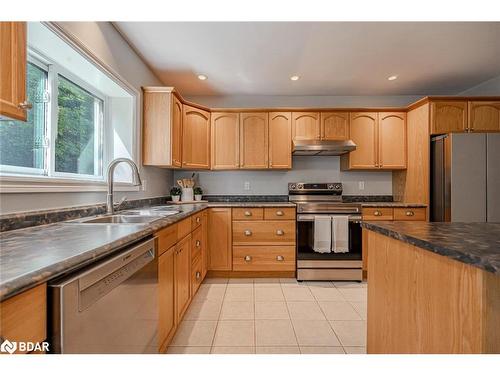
[191,226,203,262]
[191,211,203,230]
[233,246,295,271]
[393,207,426,221]
[177,218,192,240]
[0,284,46,354]
[232,208,264,220]
[156,224,177,256]
[233,221,295,245]
[264,207,295,220]
[191,255,203,297]
[362,207,394,220]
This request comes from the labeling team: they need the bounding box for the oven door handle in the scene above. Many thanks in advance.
[297,214,362,222]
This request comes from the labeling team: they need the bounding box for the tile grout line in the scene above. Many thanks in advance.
[209,279,229,353]
[280,280,301,352]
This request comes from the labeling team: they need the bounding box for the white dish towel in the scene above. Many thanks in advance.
[313,216,332,253]
[332,215,349,253]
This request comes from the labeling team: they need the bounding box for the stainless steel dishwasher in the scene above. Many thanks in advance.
[49,238,157,354]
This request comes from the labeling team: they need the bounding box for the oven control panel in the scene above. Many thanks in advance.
[288,182,342,194]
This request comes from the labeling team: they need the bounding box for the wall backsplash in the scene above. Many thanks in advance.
[174,156,392,196]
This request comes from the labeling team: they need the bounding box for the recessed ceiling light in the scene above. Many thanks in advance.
[197,74,208,81]
[388,75,398,81]
[290,75,300,81]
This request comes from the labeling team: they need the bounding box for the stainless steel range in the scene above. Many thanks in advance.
[288,182,363,281]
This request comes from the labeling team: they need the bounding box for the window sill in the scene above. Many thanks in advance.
[0,175,141,193]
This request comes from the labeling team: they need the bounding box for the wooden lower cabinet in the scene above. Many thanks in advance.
[233,246,295,271]
[175,234,191,322]
[232,220,295,246]
[191,255,203,296]
[201,210,208,278]
[158,246,176,352]
[207,208,232,271]
[0,283,46,354]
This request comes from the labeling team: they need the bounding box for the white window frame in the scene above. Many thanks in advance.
[0,22,141,194]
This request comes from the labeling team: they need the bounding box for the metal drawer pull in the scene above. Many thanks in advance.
[276,255,284,261]
[196,217,201,223]
[405,211,415,217]
[244,230,252,236]
[196,271,201,280]
[244,255,252,262]
[276,210,284,216]
[244,211,252,216]
[196,240,201,247]
[18,101,33,110]
[374,211,382,216]
[276,229,284,236]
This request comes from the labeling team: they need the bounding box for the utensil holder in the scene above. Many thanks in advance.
[181,188,194,202]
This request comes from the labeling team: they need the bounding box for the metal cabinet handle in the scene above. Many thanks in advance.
[374,211,382,216]
[244,255,252,262]
[276,229,284,236]
[244,230,252,236]
[18,101,32,110]
[276,210,284,216]
[244,211,252,216]
[276,255,284,261]
[405,211,415,217]
[196,217,201,223]
[196,271,201,280]
[196,240,201,247]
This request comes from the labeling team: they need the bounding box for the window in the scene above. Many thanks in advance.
[0,62,48,174]
[1,22,138,192]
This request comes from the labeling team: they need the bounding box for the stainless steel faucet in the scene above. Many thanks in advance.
[106,158,142,214]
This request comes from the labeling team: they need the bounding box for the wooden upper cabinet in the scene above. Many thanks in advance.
[321,112,349,140]
[207,208,232,271]
[240,112,269,169]
[143,88,182,168]
[468,101,500,132]
[211,112,240,169]
[0,22,27,121]
[344,112,378,169]
[269,112,292,169]
[378,112,406,169]
[430,101,467,134]
[292,112,320,140]
[182,105,211,169]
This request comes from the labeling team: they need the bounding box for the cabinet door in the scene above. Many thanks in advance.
[347,112,378,169]
[378,112,406,169]
[201,210,208,278]
[430,101,467,134]
[182,105,210,169]
[158,246,176,352]
[269,112,292,169]
[292,112,320,140]
[175,234,191,322]
[207,208,232,271]
[0,22,27,121]
[171,95,183,167]
[211,112,239,169]
[240,112,269,169]
[321,112,349,140]
[468,101,500,132]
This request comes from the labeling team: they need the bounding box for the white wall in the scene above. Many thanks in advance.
[0,22,172,214]
[185,95,422,108]
[175,156,392,196]
[459,75,500,95]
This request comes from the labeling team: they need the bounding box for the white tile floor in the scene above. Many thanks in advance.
[167,278,367,354]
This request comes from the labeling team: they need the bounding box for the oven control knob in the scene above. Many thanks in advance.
[297,183,304,189]
[334,184,342,190]
[327,184,334,189]
[289,183,296,190]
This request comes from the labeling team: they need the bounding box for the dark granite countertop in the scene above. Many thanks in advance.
[360,202,427,208]
[361,221,500,275]
[0,201,294,301]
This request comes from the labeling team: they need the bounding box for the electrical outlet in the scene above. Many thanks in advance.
[358,181,365,190]
[244,181,250,191]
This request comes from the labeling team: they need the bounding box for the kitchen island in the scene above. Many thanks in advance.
[361,221,500,354]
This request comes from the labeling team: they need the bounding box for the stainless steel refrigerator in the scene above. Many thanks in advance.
[431,133,500,222]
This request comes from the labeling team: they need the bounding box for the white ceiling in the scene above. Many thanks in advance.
[114,22,500,96]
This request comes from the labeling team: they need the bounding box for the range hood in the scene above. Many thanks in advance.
[292,139,357,156]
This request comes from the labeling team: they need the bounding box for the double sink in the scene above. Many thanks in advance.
[69,205,181,225]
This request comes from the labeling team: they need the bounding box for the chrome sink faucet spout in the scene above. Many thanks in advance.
[106,158,142,214]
